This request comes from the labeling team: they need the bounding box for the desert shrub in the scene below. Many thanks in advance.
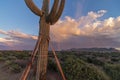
[4,60,22,73]
[4,60,12,66]
[0,51,30,61]
[48,58,57,72]
[0,57,6,61]
[6,56,17,60]
[103,64,120,80]
[14,52,30,60]
[63,56,110,80]
[87,57,104,66]
[111,58,119,62]
[9,63,22,73]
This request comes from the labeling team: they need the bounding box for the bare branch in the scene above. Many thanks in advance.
[25,0,43,17]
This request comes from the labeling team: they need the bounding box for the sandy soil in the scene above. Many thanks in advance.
[0,62,62,80]
[0,62,22,80]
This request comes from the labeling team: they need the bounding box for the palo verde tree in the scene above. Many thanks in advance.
[24,0,65,80]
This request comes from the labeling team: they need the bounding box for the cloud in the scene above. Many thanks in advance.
[0,30,37,40]
[50,16,81,42]
[0,10,120,50]
[50,10,120,50]
[51,10,107,41]
[0,30,37,50]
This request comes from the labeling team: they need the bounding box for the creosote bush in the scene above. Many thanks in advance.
[63,56,110,80]
[0,57,6,61]
[47,58,57,72]
[4,60,22,73]
[103,63,120,80]
[9,63,22,73]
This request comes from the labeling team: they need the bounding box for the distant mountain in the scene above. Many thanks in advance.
[66,48,119,52]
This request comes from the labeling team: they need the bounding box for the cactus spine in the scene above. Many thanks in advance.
[24,0,65,80]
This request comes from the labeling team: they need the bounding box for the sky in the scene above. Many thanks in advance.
[0,0,120,50]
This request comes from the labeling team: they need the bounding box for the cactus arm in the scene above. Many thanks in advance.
[42,0,49,15]
[47,0,59,23]
[51,0,65,25]
[25,0,43,17]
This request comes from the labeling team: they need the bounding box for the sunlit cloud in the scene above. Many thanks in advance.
[0,30,37,40]
[0,10,120,50]
[51,10,120,42]
[50,10,120,49]
[0,30,37,50]
[0,37,18,46]
[51,10,108,41]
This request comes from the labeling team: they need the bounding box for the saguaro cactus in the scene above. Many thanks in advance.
[24,0,65,80]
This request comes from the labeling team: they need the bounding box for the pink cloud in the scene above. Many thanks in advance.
[0,10,120,50]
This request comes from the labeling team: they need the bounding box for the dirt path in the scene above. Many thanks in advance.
[0,62,22,80]
[47,70,62,80]
[0,62,62,80]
